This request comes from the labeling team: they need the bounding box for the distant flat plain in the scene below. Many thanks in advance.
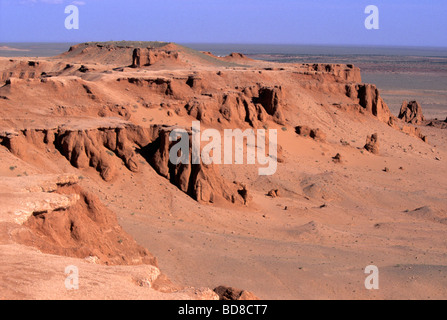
[1,42,446,119]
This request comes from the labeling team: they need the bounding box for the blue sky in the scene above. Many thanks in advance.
[0,0,446,47]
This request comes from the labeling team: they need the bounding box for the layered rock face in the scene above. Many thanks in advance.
[252,86,285,125]
[117,76,287,127]
[131,48,180,68]
[198,85,286,126]
[59,41,171,65]
[14,183,158,266]
[0,174,158,266]
[307,63,362,83]
[0,173,231,299]
[346,83,393,123]
[0,42,395,134]
[0,123,247,205]
[146,127,248,204]
[399,100,425,124]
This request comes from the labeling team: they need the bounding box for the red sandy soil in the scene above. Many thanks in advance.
[0,41,446,300]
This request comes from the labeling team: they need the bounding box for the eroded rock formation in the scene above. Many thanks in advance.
[131,47,180,68]
[0,123,247,205]
[308,63,362,83]
[14,183,158,266]
[346,84,393,123]
[213,286,259,300]
[399,100,425,124]
[364,133,379,154]
[295,126,326,141]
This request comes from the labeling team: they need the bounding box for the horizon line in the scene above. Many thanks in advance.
[1,41,447,50]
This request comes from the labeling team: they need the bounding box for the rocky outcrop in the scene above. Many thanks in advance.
[364,133,379,154]
[252,86,285,125]
[0,173,233,299]
[267,189,281,198]
[131,48,179,68]
[295,126,326,141]
[14,183,158,266]
[0,124,146,182]
[119,76,286,127]
[220,52,255,64]
[0,123,247,205]
[215,86,285,126]
[146,126,249,205]
[213,286,259,300]
[59,41,172,66]
[228,52,249,59]
[387,115,428,142]
[0,175,80,225]
[346,83,393,123]
[427,119,447,129]
[0,173,158,266]
[332,153,342,163]
[308,63,362,83]
[143,126,248,204]
[398,100,425,124]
